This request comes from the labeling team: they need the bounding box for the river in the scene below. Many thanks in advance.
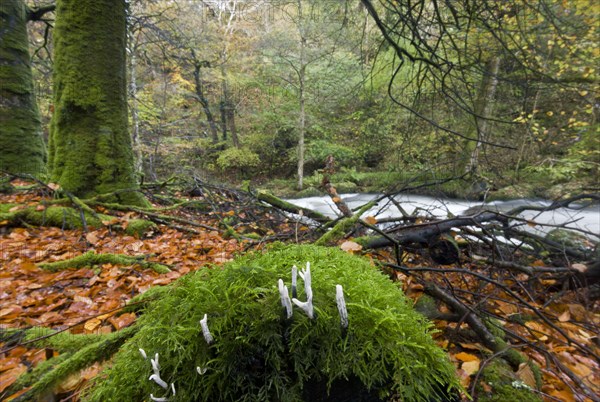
[286,193,600,239]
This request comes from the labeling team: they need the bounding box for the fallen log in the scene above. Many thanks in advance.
[255,190,331,223]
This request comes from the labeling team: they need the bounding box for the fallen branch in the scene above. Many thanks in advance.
[38,251,171,274]
[255,190,331,223]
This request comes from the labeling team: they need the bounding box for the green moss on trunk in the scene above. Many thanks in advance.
[48,0,145,206]
[0,0,47,175]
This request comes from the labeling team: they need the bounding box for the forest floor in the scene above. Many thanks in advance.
[0,181,598,401]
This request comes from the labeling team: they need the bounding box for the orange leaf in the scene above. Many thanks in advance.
[455,352,479,362]
[364,216,378,225]
[84,318,102,333]
[109,312,136,330]
[0,364,27,393]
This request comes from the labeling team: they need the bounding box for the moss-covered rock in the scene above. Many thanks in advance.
[84,245,460,402]
[475,359,542,402]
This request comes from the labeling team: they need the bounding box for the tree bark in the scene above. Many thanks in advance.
[128,24,143,177]
[48,0,145,205]
[465,57,501,175]
[192,60,219,144]
[296,2,307,191]
[0,0,47,176]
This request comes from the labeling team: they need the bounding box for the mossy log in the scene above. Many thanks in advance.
[315,202,375,245]
[38,251,170,273]
[256,190,331,223]
[0,205,112,229]
[10,325,139,402]
[0,204,157,236]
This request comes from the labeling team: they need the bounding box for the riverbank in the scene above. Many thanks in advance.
[258,169,599,202]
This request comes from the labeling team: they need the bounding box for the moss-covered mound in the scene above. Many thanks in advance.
[85,245,460,402]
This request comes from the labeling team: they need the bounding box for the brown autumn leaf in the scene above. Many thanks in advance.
[0,364,27,393]
[525,321,549,341]
[84,318,102,333]
[364,216,378,225]
[109,312,136,330]
[85,232,100,244]
[461,360,481,376]
[101,217,120,226]
[570,263,587,273]
[558,310,571,322]
[340,240,362,254]
[517,363,537,388]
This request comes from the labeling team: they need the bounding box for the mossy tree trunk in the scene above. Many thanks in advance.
[0,0,47,176]
[48,0,145,205]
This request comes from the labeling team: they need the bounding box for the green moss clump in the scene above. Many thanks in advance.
[476,359,542,402]
[85,245,460,402]
[0,205,112,229]
[125,218,158,237]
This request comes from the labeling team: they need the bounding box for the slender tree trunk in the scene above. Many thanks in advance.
[297,1,307,191]
[48,0,145,205]
[220,98,228,142]
[0,0,47,175]
[128,29,143,177]
[465,57,501,175]
[193,62,219,144]
[222,76,239,148]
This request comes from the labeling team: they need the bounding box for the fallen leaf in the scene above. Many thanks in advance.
[85,232,100,244]
[517,363,537,388]
[455,352,479,362]
[461,360,480,376]
[340,240,362,254]
[363,216,378,225]
[0,364,27,393]
[84,318,102,332]
[558,310,571,322]
[109,312,136,330]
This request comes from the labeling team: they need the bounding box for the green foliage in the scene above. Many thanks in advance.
[216,147,261,175]
[85,245,460,402]
[304,140,358,172]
